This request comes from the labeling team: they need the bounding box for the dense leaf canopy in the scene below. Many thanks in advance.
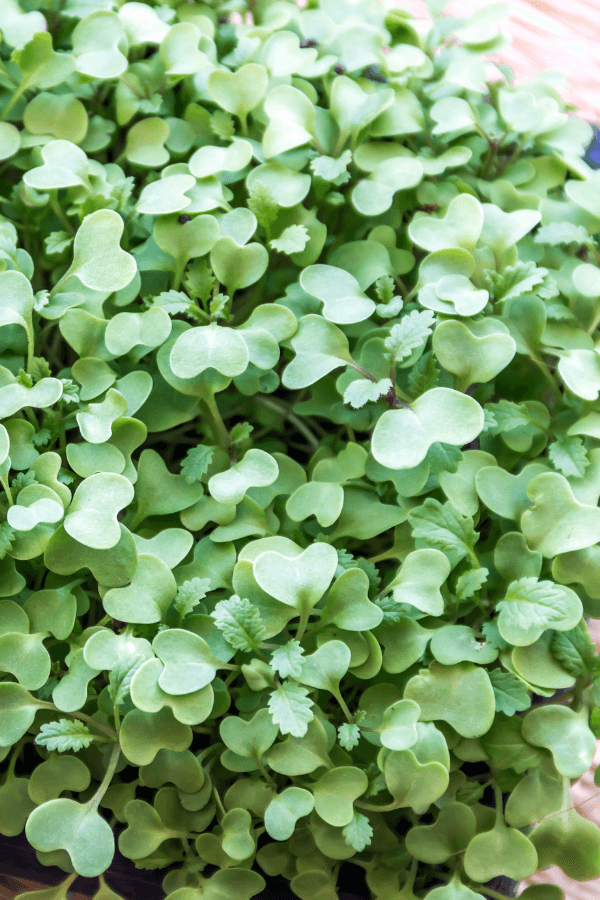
[0,1,598,899]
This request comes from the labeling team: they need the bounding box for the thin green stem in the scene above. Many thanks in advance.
[23,407,37,428]
[255,756,277,788]
[212,783,226,816]
[295,605,310,643]
[86,742,121,812]
[50,195,75,235]
[1,474,13,506]
[256,395,319,449]
[201,390,233,456]
[494,781,504,826]
[1,84,25,121]
[333,689,354,724]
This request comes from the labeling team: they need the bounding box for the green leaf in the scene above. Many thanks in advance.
[535,222,592,246]
[548,436,589,479]
[212,595,267,652]
[384,309,435,362]
[343,377,391,409]
[267,681,314,738]
[34,719,95,752]
[342,811,373,852]
[271,225,309,255]
[310,150,352,185]
[270,640,305,680]
[180,446,215,485]
[184,259,216,305]
[173,577,211,620]
[408,498,478,566]
[496,577,583,646]
[247,182,279,233]
[549,622,597,676]
[0,522,15,560]
[108,653,145,707]
[338,723,360,751]
[456,567,488,600]
[488,669,531,716]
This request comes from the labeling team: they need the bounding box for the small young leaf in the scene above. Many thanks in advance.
[35,719,96,752]
[151,290,193,317]
[548,435,589,479]
[310,150,352,185]
[270,640,305,679]
[535,222,592,246]
[481,619,511,651]
[174,577,211,619]
[408,498,478,566]
[550,623,597,677]
[342,811,373,852]
[270,225,309,255]
[248,182,279,232]
[210,292,231,320]
[108,653,145,707]
[407,350,439,396]
[184,259,216,304]
[0,522,15,560]
[267,681,314,737]
[181,446,215,484]
[456,567,488,600]
[338,723,360,751]
[488,669,531,716]
[230,422,254,445]
[343,377,392,409]
[30,357,52,382]
[212,595,267,652]
[374,274,395,304]
[210,110,235,140]
[45,231,73,256]
[384,309,435,362]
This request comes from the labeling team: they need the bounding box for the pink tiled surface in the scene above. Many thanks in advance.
[392,0,600,124]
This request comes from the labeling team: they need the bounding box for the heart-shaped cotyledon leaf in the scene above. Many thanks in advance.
[299,265,375,325]
[264,787,314,841]
[253,542,339,628]
[432,318,516,391]
[527,776,600,883]
[521,471,600,557]
[64,473,134,550]
[262,84,315,158]
[169,322,249,381]
[208,450,279,505]
[312,766,368,827]
[521,705,597,778]
[23,139,91,191]
[281,315,354,390]
[210,237,269,297]
[372,388,483,471]
[152,628,224,695]
[25,797,115,877]
[220,707,279,767]
[383,549,451,616]
[403,661,495,738]
[101,553,177,624]
[463,818,538,882]
[405,801,477,863]
[409,194,484,254]
[59,209,137,293]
